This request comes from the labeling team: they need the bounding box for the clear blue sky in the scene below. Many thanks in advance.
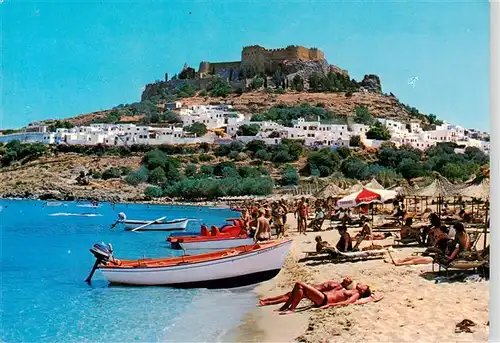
[1,0,490,131]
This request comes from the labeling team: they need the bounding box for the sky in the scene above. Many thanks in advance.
[1,0,490,131]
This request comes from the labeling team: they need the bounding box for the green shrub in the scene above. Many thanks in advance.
[125,167,149,186]
[144,186,164,198]
[102,167,122,180]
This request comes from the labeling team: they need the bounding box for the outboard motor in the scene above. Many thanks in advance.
[118,212,126,221]
[85,242,114,285]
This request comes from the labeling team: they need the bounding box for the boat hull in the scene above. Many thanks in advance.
[99,239,292,288]
[178,237,254,250]
[122,218,189,231]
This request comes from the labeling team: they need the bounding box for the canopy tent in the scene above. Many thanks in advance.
[364,178,385,190]
[314,183,344,199]
[336,187,398,209]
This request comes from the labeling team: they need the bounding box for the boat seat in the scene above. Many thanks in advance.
[200,225,210,236]
[211,226,221,236]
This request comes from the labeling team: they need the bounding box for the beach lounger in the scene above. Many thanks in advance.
[432,247,489,276]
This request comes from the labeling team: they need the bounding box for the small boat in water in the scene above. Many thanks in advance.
[122,218,189,231]
[86,239,293,288]
[44,201,65,207]
[114,213,190,231]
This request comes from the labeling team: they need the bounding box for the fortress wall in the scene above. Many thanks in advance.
[208,61,241,70]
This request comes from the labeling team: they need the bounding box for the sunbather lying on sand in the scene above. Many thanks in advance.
[274,281,381,315]
[258,277,355,307]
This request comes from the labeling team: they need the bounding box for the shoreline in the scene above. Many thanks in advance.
[223,234,311,343]
[0,196,244,209]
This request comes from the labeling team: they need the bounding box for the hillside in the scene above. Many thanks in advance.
[171,90,413,122]
[34,89,420,128]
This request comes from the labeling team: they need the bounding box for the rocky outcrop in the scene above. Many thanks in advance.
[280,59,331,79]
[359,74,382,93]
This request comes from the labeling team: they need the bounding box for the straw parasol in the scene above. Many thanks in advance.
[341,181,364,195]
[314,183,344,198]
[364,178,385,190]
[412,172,461,215]
[413,172,458,198]
[455,167,490,201]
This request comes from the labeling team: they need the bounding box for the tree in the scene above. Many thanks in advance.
[291,75,304,91]
[281,165,299,185]
[143,149,167,170]
[236,124,260,136]
[308,72,325,92]
[250,76,264,90]
[124,167,149,186]
[179,67,196,80]
[366,122,391,140]
[148,167,167,185]
[255,149,271,161]
[353,106,374,125]
[208,75,231,97]
[144,186,164,198]
[349,135,361,147]
[185,123,208,137]
[102,167,122,180]
[307,148,341,177]
[162,111,183,124]
[245,140,267,154]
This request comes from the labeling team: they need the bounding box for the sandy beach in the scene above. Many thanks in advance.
[229,215,489,343]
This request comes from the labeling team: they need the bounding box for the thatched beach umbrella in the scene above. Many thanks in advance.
[413,172,459,215]
[364,178,385,190]
[314,183,344,199]
[341,181,364,195]
[455,178,490,201]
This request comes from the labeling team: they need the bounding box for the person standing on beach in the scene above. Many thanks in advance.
[254,209,271,242]
[272,202,284,238]
[296,198,309,235]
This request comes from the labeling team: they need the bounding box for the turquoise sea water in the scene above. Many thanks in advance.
[0,200,257,342]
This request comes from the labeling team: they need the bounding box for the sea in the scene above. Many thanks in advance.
[0,199,258,343]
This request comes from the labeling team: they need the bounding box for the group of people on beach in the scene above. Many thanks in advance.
[237,197,314,242]
[252,194,488,315]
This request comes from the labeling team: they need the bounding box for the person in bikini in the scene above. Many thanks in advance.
[276,282,374,315]
[387,223,467,266]
[258,277,356,307]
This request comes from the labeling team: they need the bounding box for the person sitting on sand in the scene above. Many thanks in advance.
[315,235,329,253]
[336,225,353,252]
[254,209,271,242]
[275,281,375,315]
[258,277,356,307]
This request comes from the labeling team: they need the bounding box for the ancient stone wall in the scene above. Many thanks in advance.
[241,45,324,63]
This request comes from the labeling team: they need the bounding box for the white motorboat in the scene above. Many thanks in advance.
[85,239,293,288]
[121,218,189,231]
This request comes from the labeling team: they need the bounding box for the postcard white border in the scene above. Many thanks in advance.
[491,1,499,341]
